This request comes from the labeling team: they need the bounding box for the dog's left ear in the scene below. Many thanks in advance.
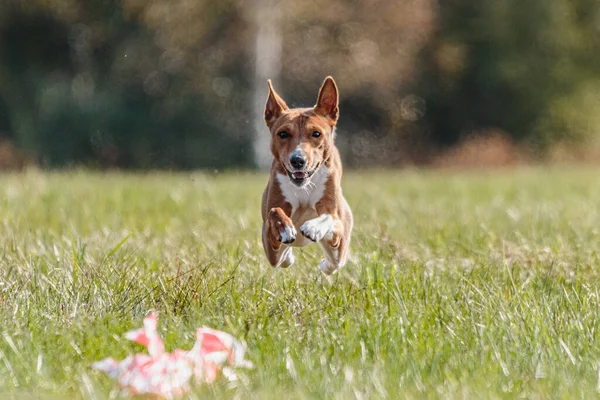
[314,76,339,122]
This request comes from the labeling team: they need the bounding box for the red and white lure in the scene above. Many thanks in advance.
[92,313,252,398]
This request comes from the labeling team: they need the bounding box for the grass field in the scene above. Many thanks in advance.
[2,167,600,399]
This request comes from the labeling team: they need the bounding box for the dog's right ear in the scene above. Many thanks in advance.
[265,80,288,127]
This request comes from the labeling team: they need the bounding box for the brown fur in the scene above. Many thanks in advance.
[261,77,353,274]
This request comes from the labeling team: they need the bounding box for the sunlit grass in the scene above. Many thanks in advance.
[1,167,600,398]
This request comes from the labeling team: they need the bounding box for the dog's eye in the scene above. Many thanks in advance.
[312,131,321,138]
[278,131,290,139]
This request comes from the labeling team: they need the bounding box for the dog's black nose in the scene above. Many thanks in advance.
[290,154,306,169]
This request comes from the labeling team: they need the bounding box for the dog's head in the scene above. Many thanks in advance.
[264,77,339,187]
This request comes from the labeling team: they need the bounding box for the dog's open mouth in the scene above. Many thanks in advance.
[286,164,320,186]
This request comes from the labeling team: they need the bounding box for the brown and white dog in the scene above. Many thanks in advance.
[261,77,353,275]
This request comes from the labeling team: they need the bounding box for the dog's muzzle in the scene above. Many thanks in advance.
[286,163,321,187]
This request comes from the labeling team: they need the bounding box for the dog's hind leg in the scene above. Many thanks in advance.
[262,235,295,268]
[318,235,349,275]
[275,246,295,269]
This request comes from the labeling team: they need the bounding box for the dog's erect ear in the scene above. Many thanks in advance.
[314,76,339,122]
[265,80,288,126]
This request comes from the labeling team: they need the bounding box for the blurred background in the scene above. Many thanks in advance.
[1,0,600,170]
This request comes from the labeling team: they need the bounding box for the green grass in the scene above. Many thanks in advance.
[2,167,600,399]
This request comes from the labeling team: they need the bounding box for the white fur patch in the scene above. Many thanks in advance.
[278,247,295,269]
[319,259,337,275]
[279,225,297,244]
[300,214,334,242]
[318,241,344,275]
[276,166,329,213]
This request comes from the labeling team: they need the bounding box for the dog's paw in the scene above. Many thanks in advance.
[279,248,295,268]
[268,207,296,245]
[300,215,332,242]
[319,259,337,275]
[279,225,297,244]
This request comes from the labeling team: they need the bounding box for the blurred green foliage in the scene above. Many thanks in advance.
[0,0,599,168]
[421,0,600,152]
[0,0,252,168]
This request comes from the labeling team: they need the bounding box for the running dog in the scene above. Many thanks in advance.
[261,77,353,275]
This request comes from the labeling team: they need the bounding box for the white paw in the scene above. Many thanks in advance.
[319,259,338,275]
[279,225,297,244]
[300,214,333,242]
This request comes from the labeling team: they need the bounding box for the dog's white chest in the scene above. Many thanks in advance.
[276,167,329,247]
[276,166,329,212]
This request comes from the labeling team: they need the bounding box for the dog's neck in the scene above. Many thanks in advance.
[276,165,330,213]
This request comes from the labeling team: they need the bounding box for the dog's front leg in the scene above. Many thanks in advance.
[262,207,296,268]
[300,211,346,275]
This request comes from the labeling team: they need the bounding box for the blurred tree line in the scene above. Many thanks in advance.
[0,0,599,169]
